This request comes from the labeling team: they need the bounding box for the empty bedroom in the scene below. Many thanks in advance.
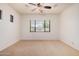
[0,3,79,56]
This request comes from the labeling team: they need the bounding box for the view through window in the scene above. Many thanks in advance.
[30,20,50,32]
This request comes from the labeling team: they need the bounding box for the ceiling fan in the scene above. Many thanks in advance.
[25,3,57,13]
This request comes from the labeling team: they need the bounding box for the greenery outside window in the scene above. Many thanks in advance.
[30,20,50,32]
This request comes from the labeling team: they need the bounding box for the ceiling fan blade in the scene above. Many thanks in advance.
[32,8,37,11]
[25,4,29,7]
[37,3,41,7]
[44,6,52,9]
[29,3,36,6]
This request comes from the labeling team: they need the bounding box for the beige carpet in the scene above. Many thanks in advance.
[0,40,79,56]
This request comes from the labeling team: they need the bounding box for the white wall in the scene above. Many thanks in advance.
[0,4,20,51]
[21,14,59,40]
[60,4,79,50]
[1,3,79,51]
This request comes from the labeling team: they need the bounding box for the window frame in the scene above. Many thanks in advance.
[30,20,50,32]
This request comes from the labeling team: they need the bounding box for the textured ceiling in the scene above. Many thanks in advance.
[9,3,72,14]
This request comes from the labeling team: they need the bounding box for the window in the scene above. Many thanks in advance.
[10,15,14,23]
[30,20,50,32]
